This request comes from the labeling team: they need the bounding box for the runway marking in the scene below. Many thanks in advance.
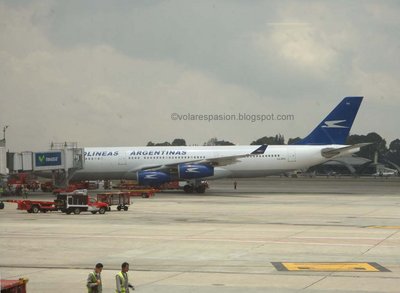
[272,262,391,272]
[0,232,397,248]
[366,226,400,229]
[291,236,386,240]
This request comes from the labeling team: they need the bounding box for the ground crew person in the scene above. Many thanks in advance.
[23,185,28,199]
[87,263,103,293]
[116,262,135,292]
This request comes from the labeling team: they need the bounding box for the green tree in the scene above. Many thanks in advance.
[288,137,302,144]
[204,137,235,146]
[171,138,187,146]
[147,139,186,146]
[215,140,235,146]
[386,139,400,165]
[346,132,387,160]
[251,134,285,145]
[154,142,171,146]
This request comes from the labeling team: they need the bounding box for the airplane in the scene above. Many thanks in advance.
[71,96,368,193]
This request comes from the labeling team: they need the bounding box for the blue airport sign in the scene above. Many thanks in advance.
[35,152,62,167]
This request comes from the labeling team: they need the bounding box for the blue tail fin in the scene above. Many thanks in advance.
[294,96,363,145]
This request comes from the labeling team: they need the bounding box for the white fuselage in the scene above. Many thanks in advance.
[71,145,353,181]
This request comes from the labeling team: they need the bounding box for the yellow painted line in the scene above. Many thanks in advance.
[367,226,400,229]
[272,262,390,272]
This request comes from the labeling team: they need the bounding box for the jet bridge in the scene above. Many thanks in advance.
[6,142,84,187]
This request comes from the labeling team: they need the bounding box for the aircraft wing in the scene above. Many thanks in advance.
[131,145,268,172]
[321,143,371,159]
[200,154,247,167]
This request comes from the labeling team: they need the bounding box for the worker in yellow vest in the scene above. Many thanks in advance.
[116,262,135,292]
[87,263,103,293]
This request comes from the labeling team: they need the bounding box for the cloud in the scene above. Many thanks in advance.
[0,1,276,151]
[0,0,399,153]
[253,23,337,76]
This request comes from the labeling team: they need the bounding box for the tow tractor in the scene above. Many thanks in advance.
[55,193,109,215]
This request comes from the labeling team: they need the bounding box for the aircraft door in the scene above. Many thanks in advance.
[287,148,296,162]
[118,151,127,165]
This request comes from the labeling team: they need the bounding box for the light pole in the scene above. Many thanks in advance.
[3,125,9,141]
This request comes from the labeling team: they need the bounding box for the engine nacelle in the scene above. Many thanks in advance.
[178,164,214,179]
[137,171,171,187]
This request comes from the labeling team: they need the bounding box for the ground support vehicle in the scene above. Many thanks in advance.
[15,200,57,213]
[159,181,181,190]
[4,199,57,213]
[0,278,29,292]
[40,181,54,192]
[55,193,109,215]
[114,183,158,195]
[97,192,131,211]
[7,173,39,191]
[123,189,158,198]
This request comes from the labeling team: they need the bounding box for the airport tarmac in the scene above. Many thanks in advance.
[1,177,400,292]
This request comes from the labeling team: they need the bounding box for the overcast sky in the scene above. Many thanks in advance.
[1,0,399,152]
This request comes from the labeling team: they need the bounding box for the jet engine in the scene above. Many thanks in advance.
[178,164,214,179]
[137,171,171,186]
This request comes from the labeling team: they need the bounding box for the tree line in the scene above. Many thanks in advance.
[147,133,400,165]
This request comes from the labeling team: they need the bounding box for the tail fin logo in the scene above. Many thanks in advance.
[321,120,348,129]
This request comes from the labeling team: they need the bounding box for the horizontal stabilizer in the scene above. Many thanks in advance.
[321,143,372,159]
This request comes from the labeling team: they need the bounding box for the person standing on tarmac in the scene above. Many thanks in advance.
[23,185,28,199]
[87,263,103,293]
[116,262,135,292]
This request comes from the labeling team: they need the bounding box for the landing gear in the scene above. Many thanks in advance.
[183,185,194,193]
[195,185,206,194]
[183,181,208,194]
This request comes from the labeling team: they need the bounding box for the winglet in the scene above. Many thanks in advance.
[294,96,363,145]
[251,144,268,154]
